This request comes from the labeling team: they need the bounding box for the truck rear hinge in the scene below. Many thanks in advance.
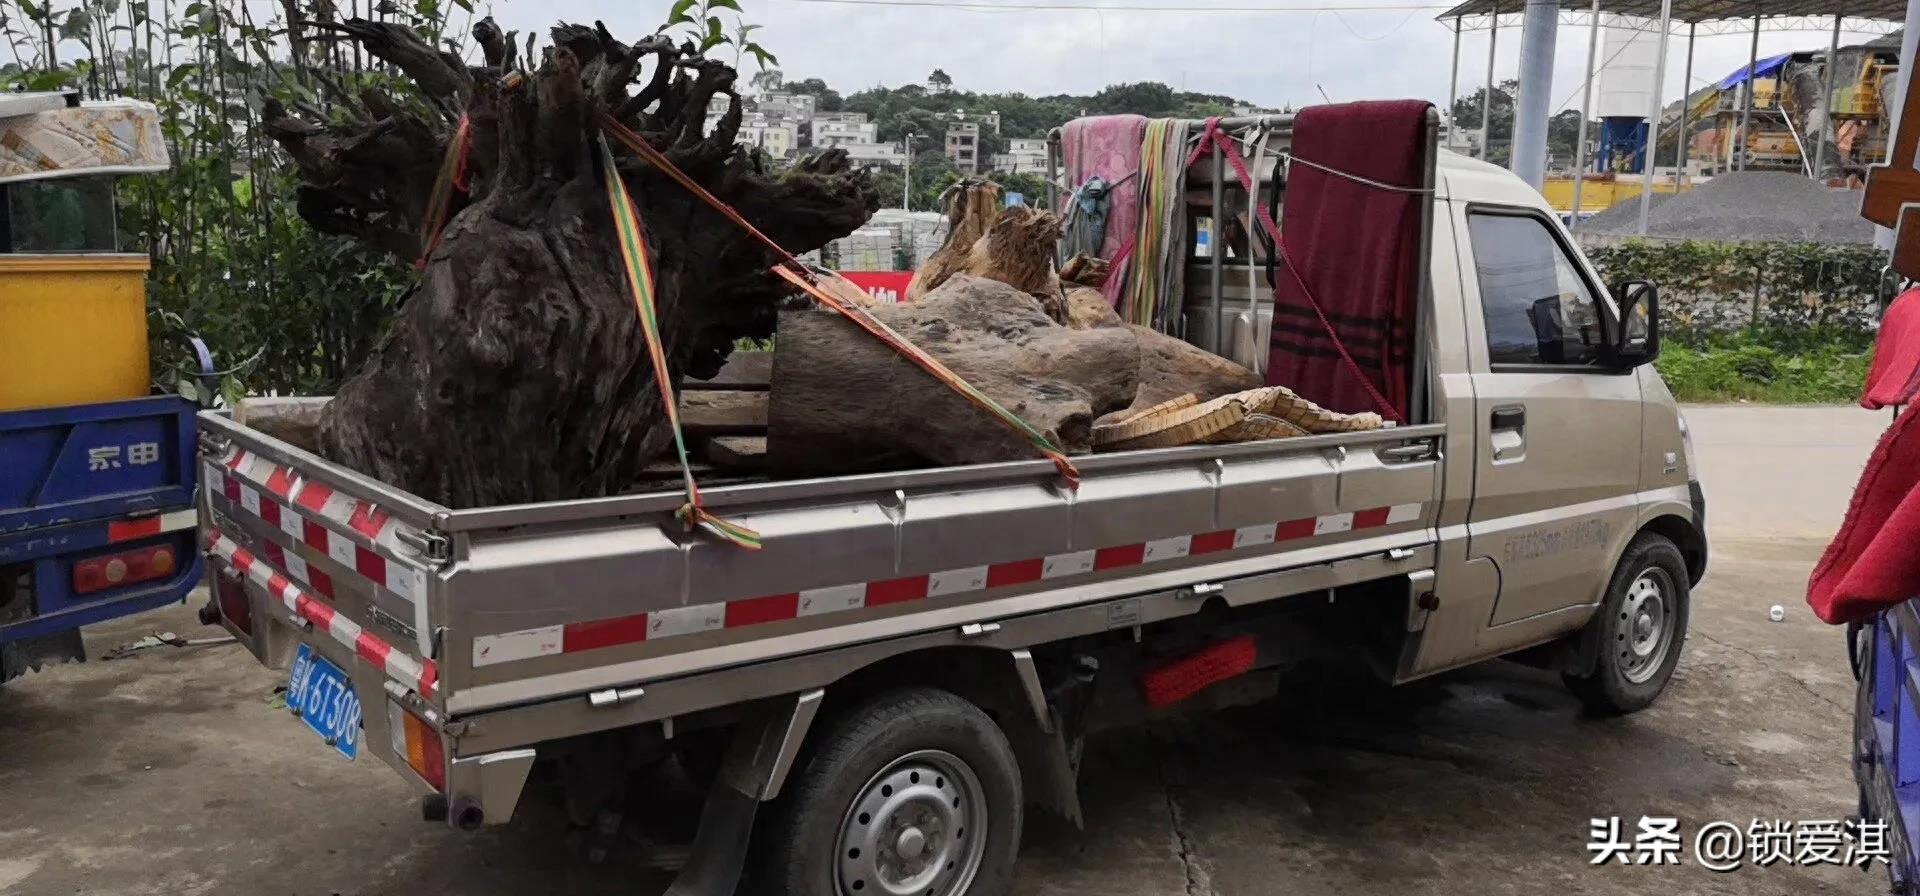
[588,685,646,709]
[396,529,453,563]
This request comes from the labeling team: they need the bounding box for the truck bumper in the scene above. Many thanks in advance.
[206,551,534,828]
[444,749,539,829]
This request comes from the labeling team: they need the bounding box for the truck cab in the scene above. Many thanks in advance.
[0,91,205,682]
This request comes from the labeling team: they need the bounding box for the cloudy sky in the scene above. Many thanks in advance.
[484,0,1901,118]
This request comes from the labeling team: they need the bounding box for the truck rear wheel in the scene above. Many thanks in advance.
[762,687,1022,896]
[1563,533,1690,715]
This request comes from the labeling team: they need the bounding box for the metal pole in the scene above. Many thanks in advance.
[1210,148,1226,352]
[1738,12,1761,172]
[1676,23,1695,184]
[1569,0,1602,230]
[1482,5,1499,160]
[1637,0,1674,235]
[1812,14,1841,180]
[903,133,913,210]
[1878,1,1920,248]
[1511,0,1558,187]
[1448,18,1462,133]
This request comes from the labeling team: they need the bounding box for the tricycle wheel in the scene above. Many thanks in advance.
[760,687,1022,896]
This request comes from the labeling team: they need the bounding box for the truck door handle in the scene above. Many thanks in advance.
[1378,442,1434,462]
[1491,407,1526,431]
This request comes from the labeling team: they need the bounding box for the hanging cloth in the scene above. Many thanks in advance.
[1262,101,1432,420]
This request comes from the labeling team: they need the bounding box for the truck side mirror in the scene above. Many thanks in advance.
[1607,279,1660,368]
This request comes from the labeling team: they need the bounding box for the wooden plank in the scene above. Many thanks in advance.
[680,391,767,436]
[704,436,768,471]
[684,351,772,391]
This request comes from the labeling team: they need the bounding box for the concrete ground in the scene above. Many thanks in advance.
[0,404,1896,896]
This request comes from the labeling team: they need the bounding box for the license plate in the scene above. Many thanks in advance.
[288,644,361,760]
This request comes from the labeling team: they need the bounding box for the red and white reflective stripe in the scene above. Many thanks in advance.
[207,529,437,700]
[205,450,426,603]
[107,508,197,543]
[470,502,1427,668]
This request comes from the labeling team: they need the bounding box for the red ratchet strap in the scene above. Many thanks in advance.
[600,115,1084,489]
[417,113,473,271]
[1192,117,1403,423]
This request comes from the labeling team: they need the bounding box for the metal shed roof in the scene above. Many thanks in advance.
[1437,0,1907,23]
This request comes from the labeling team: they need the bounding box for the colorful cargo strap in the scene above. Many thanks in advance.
[597,135,762,550]
[416,113,473,271]
[599,115,1082,489]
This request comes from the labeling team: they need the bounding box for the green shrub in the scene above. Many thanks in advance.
[1656,343,1870,403]
[1585,239,1886,352]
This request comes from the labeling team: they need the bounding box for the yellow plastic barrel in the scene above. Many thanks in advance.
[0,253,152,412]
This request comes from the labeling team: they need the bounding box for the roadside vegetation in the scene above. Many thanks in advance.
[1585,239,1885,403]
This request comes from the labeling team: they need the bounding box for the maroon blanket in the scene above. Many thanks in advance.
[1265,100,1430,419]
[1807,403,1920,623]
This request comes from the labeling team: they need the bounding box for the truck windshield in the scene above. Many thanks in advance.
[0,176,118,253]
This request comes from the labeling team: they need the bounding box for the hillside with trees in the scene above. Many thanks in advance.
[774,69,1273,209]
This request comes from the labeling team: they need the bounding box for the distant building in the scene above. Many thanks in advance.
[946,122,981,174]
[991,137,1048,173]
[723,113,797,159]
[812,112,878,148]
[758,92,818,122]
[839,141,906,167]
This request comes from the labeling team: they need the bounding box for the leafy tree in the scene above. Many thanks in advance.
[1451,79,1517,166]
[1451,79,1594,169]
[928,67,952,92]
[751,67,783,93]
[1091,81,1179,118]
[786,76,843,112]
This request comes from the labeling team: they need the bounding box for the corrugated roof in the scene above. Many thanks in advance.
[1438,0,1906,23]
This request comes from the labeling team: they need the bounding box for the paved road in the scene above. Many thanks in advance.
[0,405,1892,895]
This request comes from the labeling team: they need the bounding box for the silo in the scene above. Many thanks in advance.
[1595,15,1663,173]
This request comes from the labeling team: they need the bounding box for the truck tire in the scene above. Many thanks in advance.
[1563,532,1691,715]
[761,687,1022,896]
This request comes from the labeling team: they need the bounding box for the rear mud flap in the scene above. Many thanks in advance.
[1,628,86,684]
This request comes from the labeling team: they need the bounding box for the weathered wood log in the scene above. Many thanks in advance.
[704,436,768,471]
[265,19,876,508]
[905,178,1004,302]
[1104,325,1264,425]
[766,275,1140,474]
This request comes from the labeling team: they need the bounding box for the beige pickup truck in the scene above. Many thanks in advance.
[197,109,1705,896]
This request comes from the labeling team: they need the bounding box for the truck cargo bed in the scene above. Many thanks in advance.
[199,405,1443,724]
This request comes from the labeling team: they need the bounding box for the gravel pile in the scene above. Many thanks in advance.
[1580,192,1674,233]
[1581,171,1873,244]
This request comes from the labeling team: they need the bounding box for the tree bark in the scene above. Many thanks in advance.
[264,19,877,508]
[766,275,1139,474]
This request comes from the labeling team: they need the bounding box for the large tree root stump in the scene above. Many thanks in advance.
[265,19,877,507]
[767,275,1139,474]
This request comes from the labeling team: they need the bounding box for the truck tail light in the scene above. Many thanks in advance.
[72,545,177,595]
[212,570,253,635]
[388,701,446,790]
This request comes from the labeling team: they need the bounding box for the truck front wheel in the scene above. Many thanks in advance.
[1563,532,1691,715]
[762,687,1022,896]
